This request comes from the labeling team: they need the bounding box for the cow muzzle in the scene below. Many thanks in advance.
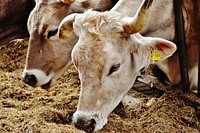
[73,110,108,132]
[73,117,96,133]
[22,69,54,89]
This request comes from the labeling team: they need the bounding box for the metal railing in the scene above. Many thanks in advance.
[174,0,199,96]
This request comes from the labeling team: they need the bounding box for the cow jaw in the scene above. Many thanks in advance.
[22,63,72,90]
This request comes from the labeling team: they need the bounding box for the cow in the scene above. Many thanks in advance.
[0,0,34,45]
[58,0,199,90]
[22,0,116,89]
[58,0,177,131]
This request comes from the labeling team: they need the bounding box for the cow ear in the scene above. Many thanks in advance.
[58,0,75,4]
[147,38,177,62]
[58,13,77,39]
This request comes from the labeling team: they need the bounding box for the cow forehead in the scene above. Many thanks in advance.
[73,37,106,72]
[28,1,65,32]
[74,10,124,36]
[30,2,60,21]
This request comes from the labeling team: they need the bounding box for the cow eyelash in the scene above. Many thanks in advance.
[47,29,58,38]
[108,63,120,76]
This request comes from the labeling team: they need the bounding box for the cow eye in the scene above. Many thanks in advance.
[108,63,120,76]
[47,29,58,38]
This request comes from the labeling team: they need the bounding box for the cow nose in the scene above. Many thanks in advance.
[23,74,37,87]
[73,118,96,133]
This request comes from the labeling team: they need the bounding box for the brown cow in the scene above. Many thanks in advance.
[0,0,34,45]
[22,0,115,89]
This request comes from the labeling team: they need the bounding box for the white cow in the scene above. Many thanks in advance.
[58,0,177,131]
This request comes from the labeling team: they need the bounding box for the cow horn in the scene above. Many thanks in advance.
[122,0,153,36]
[58,0,75,4]
[58,13,77,39]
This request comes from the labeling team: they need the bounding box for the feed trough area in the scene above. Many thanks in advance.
[0,39,200,132]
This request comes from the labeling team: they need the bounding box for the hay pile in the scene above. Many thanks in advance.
[0,39,199,133]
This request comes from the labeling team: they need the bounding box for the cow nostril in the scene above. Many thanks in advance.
[23,74,37,87]
[74,118,96,133]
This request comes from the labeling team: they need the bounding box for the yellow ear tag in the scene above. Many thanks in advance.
[150,48,161,61]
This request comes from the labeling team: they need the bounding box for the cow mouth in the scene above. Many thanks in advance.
[41,79,52,89]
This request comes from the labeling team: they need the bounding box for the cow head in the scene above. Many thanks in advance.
[22,0,113,89]
[59,0,176,131]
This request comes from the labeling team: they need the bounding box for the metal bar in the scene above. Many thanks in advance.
[173,0,189,92]
[198,39,200,97]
